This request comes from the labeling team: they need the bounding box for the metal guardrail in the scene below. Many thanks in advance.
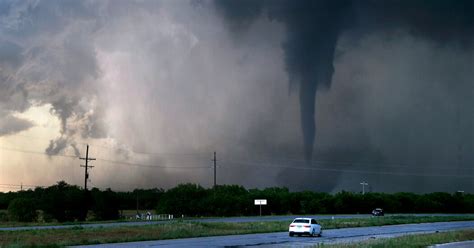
[122,213,174,221]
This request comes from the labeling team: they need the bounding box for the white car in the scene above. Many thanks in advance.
[289,218,322,237]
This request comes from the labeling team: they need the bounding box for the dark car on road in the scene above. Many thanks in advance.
[372,208,384,216]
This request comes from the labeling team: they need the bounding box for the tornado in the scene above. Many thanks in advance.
[216,0,473,163]
[216,0,351,161]
[299,82,317,161]
[279,1,349,161]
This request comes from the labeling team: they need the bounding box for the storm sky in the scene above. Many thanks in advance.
[0,0,472,193]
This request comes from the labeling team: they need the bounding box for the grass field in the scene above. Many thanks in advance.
[0,210,159,228]
[0,216,473,247]
[318,229,474,247]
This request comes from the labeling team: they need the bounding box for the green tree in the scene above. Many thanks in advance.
[8,198,37,222]
[300,192,333,214]
[334,191,363,214]
[157,183,207,216]
[205,185,249,216]
[91,188,119,220]
[394,192,417,213]
[40,181,87,222]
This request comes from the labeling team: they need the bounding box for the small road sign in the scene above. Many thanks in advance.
[254,199,267,216]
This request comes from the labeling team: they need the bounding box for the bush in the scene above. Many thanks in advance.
[0,211,8,222]
[8,198,37,222]
[91,188,119,220]
[157,183,208,216]
[39,181,87,222]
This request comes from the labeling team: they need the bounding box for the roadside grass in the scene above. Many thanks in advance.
[1,216,474,247]
[0,221,288,247]
[317,229,474,248]
[0,210,156,228]
[1,213,473,228]
[0,218,136,228]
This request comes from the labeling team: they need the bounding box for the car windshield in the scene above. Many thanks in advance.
[293,219,310,223]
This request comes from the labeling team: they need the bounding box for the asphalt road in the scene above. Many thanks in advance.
[1,214,471,231]
[73,221,474,248]
[431,240,474,248]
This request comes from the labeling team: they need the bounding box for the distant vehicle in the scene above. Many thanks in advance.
[289,218,322,237]
[372,208,384,216]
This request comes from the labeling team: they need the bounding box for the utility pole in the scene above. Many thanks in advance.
[136,192,139,219]
[212,151,217,188]
[360,182,368,195]
[80,144,96,191]
[456,107,462,167]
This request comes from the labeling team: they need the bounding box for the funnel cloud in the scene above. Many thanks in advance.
[216,0,473,161]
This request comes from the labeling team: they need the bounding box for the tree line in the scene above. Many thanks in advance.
[0,182,472,222]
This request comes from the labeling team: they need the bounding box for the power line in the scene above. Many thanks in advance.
[221,156,474,171]
[93,144,209,157]
[221,161,474,178]
[2,145,473,179]
[86,141,207,156]
[2,142,471,172]
[97,158,211,169]
[3,133,208,158]
[8,134,471,170]
[5,134,87,146]
[0,183,45,191]
[0,183,45,188]
[0,185,25,190]
[0,145,211,170]
[0,146,78,159]
[5,134,473,170]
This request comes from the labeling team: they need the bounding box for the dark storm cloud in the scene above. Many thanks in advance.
[45,136,69,156]
[214,0,265,30]
[0,39,22,67]
[215,0,473,162]
[0,0,97,36]
[354,0,474,44]
[50,97,77,135]
[1,0,472,192]
[0,0,103,155]
[0,112,34,136]
[0,0,288,190]
[215,0,353,161]
[0,39,30,113]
